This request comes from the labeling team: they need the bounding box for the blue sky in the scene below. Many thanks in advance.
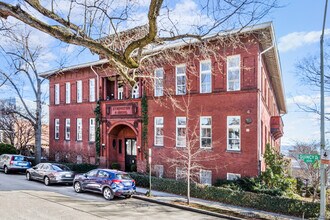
[0,0,328,147]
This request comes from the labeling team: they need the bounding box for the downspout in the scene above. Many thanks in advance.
[257,44,274,175]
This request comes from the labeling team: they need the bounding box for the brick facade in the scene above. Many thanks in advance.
[45,23,285,183]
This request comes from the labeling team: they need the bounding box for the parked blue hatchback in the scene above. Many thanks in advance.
[73,169,136,200]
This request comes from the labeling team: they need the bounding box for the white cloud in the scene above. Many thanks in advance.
[278,29,330,52]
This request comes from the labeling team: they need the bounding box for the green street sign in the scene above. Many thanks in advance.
[298,154,320,163]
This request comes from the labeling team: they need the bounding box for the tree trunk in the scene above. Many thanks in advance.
[34,85,42,164]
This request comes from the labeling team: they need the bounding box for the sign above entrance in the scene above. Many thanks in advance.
[107,104,137,116]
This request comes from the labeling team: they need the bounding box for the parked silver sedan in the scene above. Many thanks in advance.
[26,163,75,186]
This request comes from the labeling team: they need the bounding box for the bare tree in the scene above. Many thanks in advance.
[0,0,278,85]
[0,31,47,164]
[295,43,330,120]
[289,141,329,202]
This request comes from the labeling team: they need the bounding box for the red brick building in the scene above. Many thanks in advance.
[42,22,286,184]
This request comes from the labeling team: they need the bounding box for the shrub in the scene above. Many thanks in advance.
[130,172,328,218]
[58,163,98,173]
[0,143,17,155]
[111,162,121,170]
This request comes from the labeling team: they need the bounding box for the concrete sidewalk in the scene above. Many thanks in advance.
[135,187,301,220]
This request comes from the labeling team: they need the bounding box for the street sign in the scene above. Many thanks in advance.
[298,154,320,163]
[321,150,330,165]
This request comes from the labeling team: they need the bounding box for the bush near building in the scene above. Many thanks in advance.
[54,162,98,173]
[130,172,327,218]
[0,143,17,155]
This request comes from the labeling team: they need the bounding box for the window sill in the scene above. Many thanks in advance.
[154,145,164,147]
[200,147,212,150]
[226,150,241,153]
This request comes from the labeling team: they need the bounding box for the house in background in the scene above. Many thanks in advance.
[41,22,286,184]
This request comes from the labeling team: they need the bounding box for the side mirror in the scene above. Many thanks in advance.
[33,166,37,170]
[84,174,88,178]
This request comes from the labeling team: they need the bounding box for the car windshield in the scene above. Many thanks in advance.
[51,164,71,171]
[13,156,27,161]
[116,173,132,180]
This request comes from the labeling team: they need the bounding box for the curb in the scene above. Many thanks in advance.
[133,194,242,220]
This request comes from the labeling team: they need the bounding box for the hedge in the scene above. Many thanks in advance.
[55,162,98,173]
[130,173,329,218]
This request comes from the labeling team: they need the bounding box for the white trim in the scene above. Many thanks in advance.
[226,55,241,91]
[54,84,60,105]
[76,118,82,141]
[154,68,164,97]
[89,78,96,102]
[227,173,241,180]
[55,119,59,140]
[200,116,212,148]
[77,80,82,103]
[175,64,186,95]
[89,118,95,142]
[65,82,71,104]
[65,118,71,140]
[227,116,241,151]
[154,117,164,146]
[200,169,212,185]
[176,117,186,147]
[200,60,212,93]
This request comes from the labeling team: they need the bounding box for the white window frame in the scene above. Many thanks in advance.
[131,82,140,99]
[154,68,164,97]
[176,167,186,181]
[154,117,164,146]
[89,78,95,102]
[200,60,212,93]
[227,116,241,151]
[118,84,123,100]
[76,118,82,141]
[200,116,212,148]
[227,55,241,91]
[176,64,186,95]
[55,119,59,140]
[200,169,212,186]
[176,117,186,147]
[89,118,95,142]
[65,82,71,104]
[77,80,82,103]
[55,83,60,105]
[227,173,241,180]
[65,118,70,140]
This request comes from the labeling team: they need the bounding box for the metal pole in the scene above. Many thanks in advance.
[320,0,328,219]
[148,148,152,197]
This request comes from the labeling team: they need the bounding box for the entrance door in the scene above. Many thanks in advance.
[125,139,137,172]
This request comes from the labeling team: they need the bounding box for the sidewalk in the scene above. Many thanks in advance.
[134,187,301,220]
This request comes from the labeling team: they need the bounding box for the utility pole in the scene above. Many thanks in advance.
[320,0,328,219]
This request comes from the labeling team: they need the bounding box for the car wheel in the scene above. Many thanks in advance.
[4,166,8,174]
[103,187,114,200]
[125,195,132,199]
[26,172,31,181]
[44,176,50,186]
[74,182,82,193]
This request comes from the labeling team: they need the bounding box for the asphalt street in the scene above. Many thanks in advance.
[0,172,222,220]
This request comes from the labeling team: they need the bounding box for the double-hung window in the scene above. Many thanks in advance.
[200,60,212,93]
[76,118,82,141]
[154,117,164,146]
[200,169,212,185]
[89,118,95,142]
[55,119,59,139]
[176,117,186,147]
[200,116,212,148]
[65,82,71,104]
[227,116,241,151]
[65,119,71,140]
[154,68,164,97]
[77,80,82,103]
[55,84,60,105]
[176,65,186,95]
[176,167,186,181]
[89,78,95,102]
[227,55,240,91]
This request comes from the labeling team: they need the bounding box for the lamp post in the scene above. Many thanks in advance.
[320,0,329,219]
